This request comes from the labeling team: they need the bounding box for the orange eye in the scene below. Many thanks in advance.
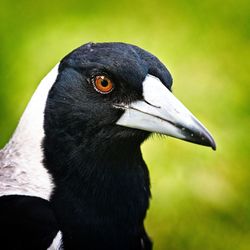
[93,75,114,94]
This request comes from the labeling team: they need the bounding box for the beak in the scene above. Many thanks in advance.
[115,74,216,150]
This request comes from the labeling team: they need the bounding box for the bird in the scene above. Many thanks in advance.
[0,42,216,250]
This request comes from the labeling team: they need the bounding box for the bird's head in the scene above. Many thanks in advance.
[44,42,216,154]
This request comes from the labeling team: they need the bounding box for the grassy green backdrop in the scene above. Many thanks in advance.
[0,0,249,249]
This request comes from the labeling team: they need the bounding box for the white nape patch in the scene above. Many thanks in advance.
[0,64,59,200]
[48,231,62,250]
[116,74,211,140]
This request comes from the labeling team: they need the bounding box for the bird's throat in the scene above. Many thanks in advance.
[43,136,152,249]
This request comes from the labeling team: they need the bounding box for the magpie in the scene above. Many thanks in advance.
[0,42,216,250]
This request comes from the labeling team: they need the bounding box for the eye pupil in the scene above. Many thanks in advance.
[101,79,108,87]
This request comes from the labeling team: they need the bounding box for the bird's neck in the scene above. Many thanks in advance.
[5,64,59,160]
[0,64,59,199]
[43,136,152,250]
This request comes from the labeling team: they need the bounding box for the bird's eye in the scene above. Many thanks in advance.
[93,75,114,94]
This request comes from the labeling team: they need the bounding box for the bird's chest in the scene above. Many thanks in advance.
[51,166,151,250]
[53,169,150,222]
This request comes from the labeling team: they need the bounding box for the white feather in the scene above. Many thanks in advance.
[0,64,59,200]
[47,231,62,250]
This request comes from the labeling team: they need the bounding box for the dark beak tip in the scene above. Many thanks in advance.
[211,142,216,151]
[206,135,216,151]
[197,131,216,151]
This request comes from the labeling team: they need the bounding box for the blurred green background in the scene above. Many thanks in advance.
[0,0,249,249]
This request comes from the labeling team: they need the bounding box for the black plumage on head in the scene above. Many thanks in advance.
[43,42,172,250]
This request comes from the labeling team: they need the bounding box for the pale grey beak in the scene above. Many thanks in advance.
[115,74,216,150]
